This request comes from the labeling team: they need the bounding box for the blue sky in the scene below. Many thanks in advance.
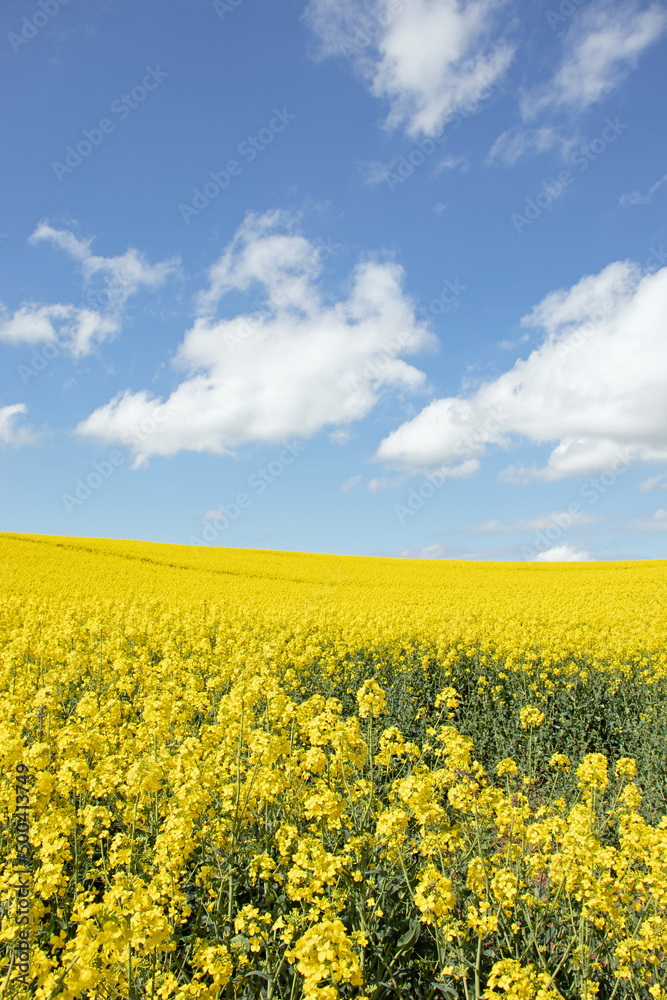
[1,0,666,561]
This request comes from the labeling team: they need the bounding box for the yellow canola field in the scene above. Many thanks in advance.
[1,533,667,1000]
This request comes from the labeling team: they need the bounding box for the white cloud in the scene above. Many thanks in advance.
[631,508,667,531]
[434,153,470,174]
[380,541,519,559]
[467,511,599,534]
[0,302,119,357]
[340,474,362,493]
[620,171,667,206]
[368,474,410,492]
[329,428,353,445]
[76,210,437,467]
[497,332,530,351]
[0,404,34,447]
[304,0,515,137]
[522,1,667,118]
[356,159,393,185]
[374,260,667,480]
[639,473,667,491]
[486,126,565,166]
[30,223,179,313]
[387,543,450,559]
[534,544,591,561]
[433,201,448,215]
[203,508,226,521]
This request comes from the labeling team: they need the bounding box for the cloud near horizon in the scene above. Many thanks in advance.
[534,544,591,562]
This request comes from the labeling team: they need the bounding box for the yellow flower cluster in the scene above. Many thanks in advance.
[0,532,666,1000]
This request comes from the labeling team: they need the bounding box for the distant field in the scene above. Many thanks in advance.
[1,534,666,999]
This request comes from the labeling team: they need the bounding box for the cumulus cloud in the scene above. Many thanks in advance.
[534,544,591,561]
[522,1,667,119]
[76,210,436,467]
[304,0,515,137]
[0,302,119,358]
[374,260,667,480]
[30,223,179,313]
[0,404,34,447]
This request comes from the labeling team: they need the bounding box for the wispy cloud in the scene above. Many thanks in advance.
[639,472,667,492]
[466,511,599,534]
[329,428,353,445]
[356,159,393,186]
[30,222,179,313]
[630,508,667,531]
[522,1,667,119]
[340,474,362,493]
[0,403,35,447]
[497,332,530,351]
[620,171,667,206]
[434,153,470,174]
[486,126,566,166]
[368,474,410,493]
